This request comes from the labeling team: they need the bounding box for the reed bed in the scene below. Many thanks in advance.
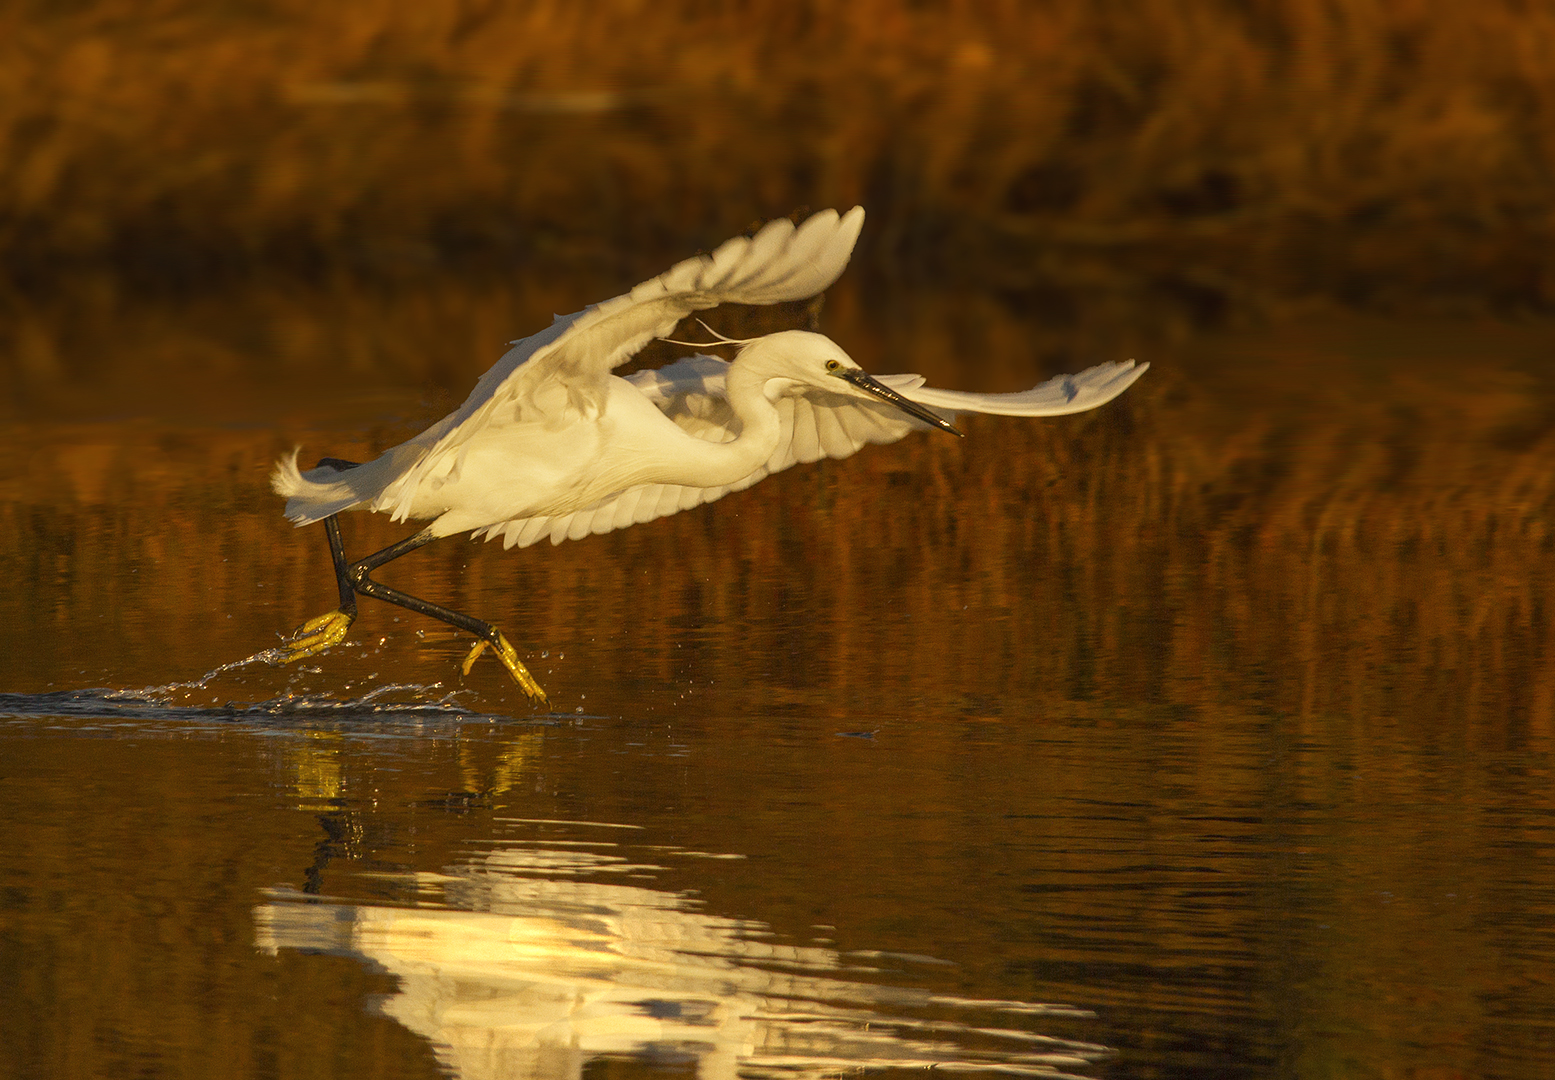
[4,0,1555,309]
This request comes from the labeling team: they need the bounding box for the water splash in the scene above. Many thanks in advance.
[112,646,284,699]
[0,644,552,726]
[0,685,542,726]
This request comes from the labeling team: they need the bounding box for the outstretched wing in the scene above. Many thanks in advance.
[891,359,1147,416]
[374,208,866,520]
[475,356,1148,548]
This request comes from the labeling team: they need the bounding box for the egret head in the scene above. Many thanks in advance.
[738,331,963,436]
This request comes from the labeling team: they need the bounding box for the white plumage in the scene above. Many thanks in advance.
[273,206,1146,547]
[465,354,1145,549]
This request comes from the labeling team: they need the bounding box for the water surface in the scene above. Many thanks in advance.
[2,278,1553,1078]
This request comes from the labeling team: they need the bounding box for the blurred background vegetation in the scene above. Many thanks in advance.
[5,0,1555,735]
[4,0,1554,313]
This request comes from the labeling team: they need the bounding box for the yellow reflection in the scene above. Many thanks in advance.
[290,731,346,802]
[459,731,544,796]
[256,845,1106,1080]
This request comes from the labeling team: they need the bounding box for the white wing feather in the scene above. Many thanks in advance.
[376,208,866,521]
[277,208,866,526]
[477,355,1148,548]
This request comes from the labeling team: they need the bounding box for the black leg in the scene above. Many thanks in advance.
[343,528,548,702]
[313,458,362,618]
[323,516,358,618]
[346,530,504,646]
[282,507,548,704]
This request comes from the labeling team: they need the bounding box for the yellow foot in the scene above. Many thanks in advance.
[279,609,356,662]
[461,632,549,707]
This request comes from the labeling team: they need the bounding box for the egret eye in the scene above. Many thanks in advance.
[825,359,842,372]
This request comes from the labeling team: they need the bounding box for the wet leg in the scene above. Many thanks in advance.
[344,532,548,705]
[282,513,548,705]
[279,459,363,661]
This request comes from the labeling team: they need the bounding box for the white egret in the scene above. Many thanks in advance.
[273,207,1146,705]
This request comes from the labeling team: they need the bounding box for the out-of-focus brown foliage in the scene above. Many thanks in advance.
[3,0,1555,308]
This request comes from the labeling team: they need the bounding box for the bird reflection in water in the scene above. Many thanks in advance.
[256,842,1110,1080]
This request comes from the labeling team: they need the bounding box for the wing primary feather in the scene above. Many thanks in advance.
[813,398,857,459]
[516,517,550,548]
[719,215,804,291]
[899,360,1148,417]
[655,487,684,518]
[735,206,862,301]
[612,488,643,530]
[703,231,757,288]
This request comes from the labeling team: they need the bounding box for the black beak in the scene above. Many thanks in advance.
[838,369,964,437]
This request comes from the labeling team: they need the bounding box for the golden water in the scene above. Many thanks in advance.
[2,277,1553,1078]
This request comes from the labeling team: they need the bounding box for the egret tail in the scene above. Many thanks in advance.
[271,426,450,526]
